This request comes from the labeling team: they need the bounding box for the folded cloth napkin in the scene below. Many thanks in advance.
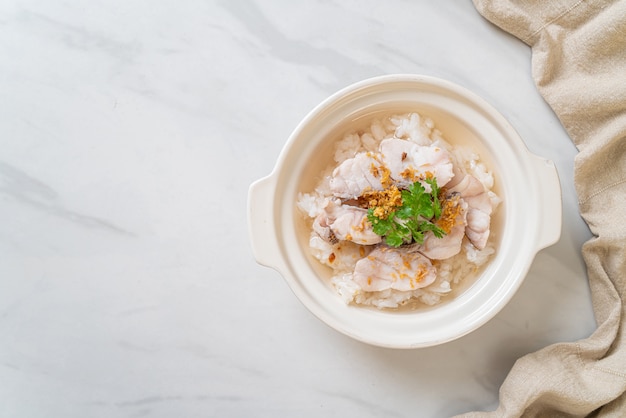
[456,0,626,417]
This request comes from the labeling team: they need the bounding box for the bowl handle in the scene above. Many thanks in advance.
[531,154,562,250]
[247,174,284,271]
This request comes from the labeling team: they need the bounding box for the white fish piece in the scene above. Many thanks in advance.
[379,138,454,191]
[312,212,338,244]
[449,174,492,213]
[465,209,491,250]
[353,246,437,292]
[449,174,493,249]
[329,152,386,199]
[330,206,381,245]
[313,199,382,245]
[309,235,371,272]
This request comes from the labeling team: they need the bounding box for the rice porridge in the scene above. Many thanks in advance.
[297,112,501,309]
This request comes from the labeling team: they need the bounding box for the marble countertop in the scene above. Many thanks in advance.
[1,1,596,417]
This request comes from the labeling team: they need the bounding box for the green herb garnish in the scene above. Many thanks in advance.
[366,178,446,247]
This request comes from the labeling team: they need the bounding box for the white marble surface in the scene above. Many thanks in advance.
[0,1,596,417]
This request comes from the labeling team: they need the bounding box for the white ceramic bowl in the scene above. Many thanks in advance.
[247,74,561,348]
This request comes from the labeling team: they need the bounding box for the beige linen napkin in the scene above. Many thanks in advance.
[456,0,626,417]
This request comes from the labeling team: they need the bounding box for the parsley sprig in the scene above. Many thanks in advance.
[366,178,446,247]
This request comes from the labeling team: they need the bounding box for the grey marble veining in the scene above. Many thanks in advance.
[0,1,594,417]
